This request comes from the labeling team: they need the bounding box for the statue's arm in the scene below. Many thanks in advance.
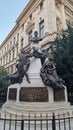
[26,52,34,58]
[26,61,30,71]
[29,38,34,42]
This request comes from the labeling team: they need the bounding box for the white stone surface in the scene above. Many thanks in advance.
[22,56,45,87]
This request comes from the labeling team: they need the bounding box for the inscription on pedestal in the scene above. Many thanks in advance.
[8,88,17,100]
[54,88,65,101]
[19,87,48,102]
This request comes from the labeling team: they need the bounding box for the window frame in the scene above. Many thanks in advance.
[29,30,33,41]
[39,19,45,38]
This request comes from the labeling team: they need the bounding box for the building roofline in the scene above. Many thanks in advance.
[0,24,18,48]
[16,0,34,23]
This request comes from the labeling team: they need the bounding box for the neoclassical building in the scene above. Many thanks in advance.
[0,0,73,73]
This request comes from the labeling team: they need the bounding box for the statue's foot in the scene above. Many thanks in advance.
[27,78,31,83]
[28,80,31,83]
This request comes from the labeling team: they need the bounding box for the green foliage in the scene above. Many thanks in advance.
[53,26,73,92]
[0,66,10,90]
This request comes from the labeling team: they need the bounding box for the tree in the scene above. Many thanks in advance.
[0,66,10,90]
[52,25,73,101]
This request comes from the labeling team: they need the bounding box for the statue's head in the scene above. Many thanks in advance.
[34,31,38,37]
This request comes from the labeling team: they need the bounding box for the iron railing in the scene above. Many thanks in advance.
[0,112,73,130]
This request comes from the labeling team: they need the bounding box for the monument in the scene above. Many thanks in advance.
[1,31,72,120]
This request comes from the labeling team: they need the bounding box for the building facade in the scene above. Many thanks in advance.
[0,0,73,73]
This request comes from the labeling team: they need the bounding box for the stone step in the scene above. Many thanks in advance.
[2,101,72,119]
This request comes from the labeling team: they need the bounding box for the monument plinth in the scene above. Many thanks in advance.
[1,31,72,119]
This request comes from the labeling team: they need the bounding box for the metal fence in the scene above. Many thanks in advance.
[0,112,73,130]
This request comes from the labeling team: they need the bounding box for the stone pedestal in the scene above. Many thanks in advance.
[1,55,73,130]
[1,53,72,120]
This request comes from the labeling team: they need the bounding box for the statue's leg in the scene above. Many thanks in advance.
[41,57,45,65]
[19,76,23,83]
[24,72,30,83]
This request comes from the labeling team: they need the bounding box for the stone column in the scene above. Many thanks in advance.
[49,0,57,33]
[43,0,50,34]
[60,1,67,29]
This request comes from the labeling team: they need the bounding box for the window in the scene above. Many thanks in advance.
[39,20,45,38]
[29,30,33,41]
[21,37,24,49]
[10,41,12,48]
[1,59,2,65]
[21,23,24,31]
[2,50,3,56]
[17,33,19,42]
[7,44,9,51]
[40,1,43,10]
[13,37,16,45]
[9,52,11,62]
[16,44,18,55]
[29,14,32,20]
[6,55,8,63]
[13,49,15,60]
[3,56,5,65]
[5,56,6,64]
[5,47,6,52]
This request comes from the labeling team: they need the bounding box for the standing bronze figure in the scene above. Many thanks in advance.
[6,49,30,84]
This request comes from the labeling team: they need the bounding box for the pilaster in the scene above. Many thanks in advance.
[60,1,67,29]
[49,0,57,33]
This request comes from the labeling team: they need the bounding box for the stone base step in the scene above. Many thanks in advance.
[1,101,72,119]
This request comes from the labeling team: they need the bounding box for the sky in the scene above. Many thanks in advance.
[0,0,29,44]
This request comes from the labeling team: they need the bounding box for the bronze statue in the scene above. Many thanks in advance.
[5,31,64,89]
[6,49,31,84]
[30,31,51,65]
[16,49,30,83]
[40,58,65,89]
[30,31,42,44]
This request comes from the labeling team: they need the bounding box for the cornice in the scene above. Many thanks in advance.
[64,0,73,6]
[64,0,73,13]
[0,24,18,49]
[16,0,43,24]
[55,0,73,5]
[16,0,35,23]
